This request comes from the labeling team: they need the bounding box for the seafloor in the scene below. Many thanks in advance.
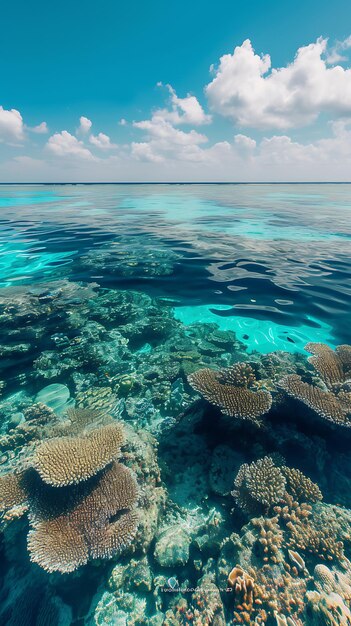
[0,184,351,626]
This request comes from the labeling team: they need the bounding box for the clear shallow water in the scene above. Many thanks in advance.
[1,184,351,625]
[1,183,350,352]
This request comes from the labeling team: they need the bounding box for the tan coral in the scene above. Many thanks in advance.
[251,516,284,564]
[314,564,351,602]
[305,343,345,388]
[336,345,351,375]
[228,565,255,612]
[306,590,351,626]
[28,462,139,573]
[281,467,322,504]
[232,457,286,515]
[287,515,344,563]
[0,472,28,511]
[219,363,256,388]
[188,365,272,424]
[50,407,111,437]
[33,422,124,486]
[279,374,351,427]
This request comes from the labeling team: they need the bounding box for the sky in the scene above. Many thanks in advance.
[1,0,351,182]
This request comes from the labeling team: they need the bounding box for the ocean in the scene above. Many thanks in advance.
[0,183,350,625]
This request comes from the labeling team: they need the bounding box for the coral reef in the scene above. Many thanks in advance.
[0,275,351,625]
[0,419,143,573]
[188,363,272,425]
[280,342,351,427]
[28,461,139,573]
[232,456,287,515]
[32,422,124,486]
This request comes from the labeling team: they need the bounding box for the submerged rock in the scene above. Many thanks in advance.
[154,526,191,567]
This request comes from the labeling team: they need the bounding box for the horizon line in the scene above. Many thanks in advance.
[0,181,351,185]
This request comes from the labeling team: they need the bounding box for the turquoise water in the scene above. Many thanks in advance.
[0,184,351,625]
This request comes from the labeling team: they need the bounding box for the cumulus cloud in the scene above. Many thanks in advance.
[28,121,49,134]
[131,142,163,163]
[46,130,94,160]
[77,116,92,134]
[132,112,208,162]
[89,132,116,150]
[119,118,127,126]
[0,106,25,143]
[156,84,211,126]
[205,38,351,129]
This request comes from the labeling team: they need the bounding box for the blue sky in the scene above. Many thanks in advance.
[1,0,351,181]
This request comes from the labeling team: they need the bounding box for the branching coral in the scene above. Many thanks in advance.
[33,423,124,486]
[0,472,28,511]
[232,456,286,515]
[188,364,272,424]
[251,516,284,563]
[286,516,344,563]
[279,342,351,427]
[281,467,322,504]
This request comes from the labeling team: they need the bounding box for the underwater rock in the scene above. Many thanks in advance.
[154,525,191,567]
[169,462,209,506]
[35,383,71,414]
[108,556,153,594]
[93,591,130,626]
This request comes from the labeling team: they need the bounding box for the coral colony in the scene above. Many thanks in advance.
[0,279,351,624]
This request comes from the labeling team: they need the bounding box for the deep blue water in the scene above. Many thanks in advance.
[1,183,350,353]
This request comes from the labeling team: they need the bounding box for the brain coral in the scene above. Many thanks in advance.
[187,364,272,424]
[33,423,124,486]
[28,462,139,573]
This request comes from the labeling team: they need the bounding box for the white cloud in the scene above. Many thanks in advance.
[156,84,211,126]
[89,132,116,150]
[326,36,351,65]
[119,118,127,126]
[0,106,25,143]
[3,121,351,181]
[205,38,351,129]
[46,131,94,160]
[77,116,92,134]
[131,142,164,162]
[29,121,49,134]
[133,113,208,162]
